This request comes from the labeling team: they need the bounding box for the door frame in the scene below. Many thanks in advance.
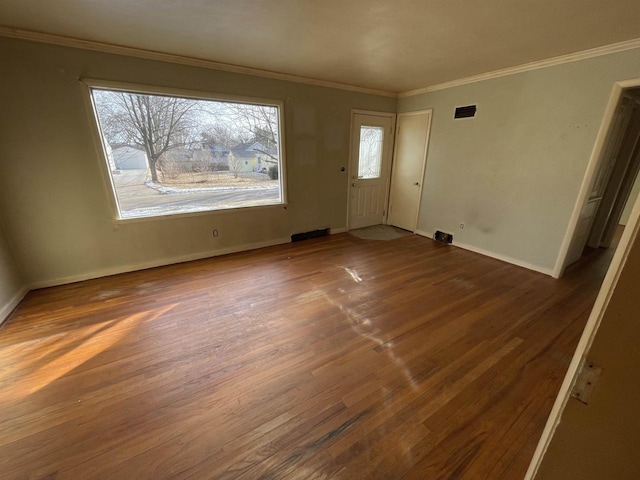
[346,109,397,230]
[554,78,640,278]
[388,109,433,232]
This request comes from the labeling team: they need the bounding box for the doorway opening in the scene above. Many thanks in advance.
[561,86,640,275]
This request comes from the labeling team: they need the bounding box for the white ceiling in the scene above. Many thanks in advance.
[2,0,640,94]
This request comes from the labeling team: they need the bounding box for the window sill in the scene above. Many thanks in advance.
[112,202,288,225]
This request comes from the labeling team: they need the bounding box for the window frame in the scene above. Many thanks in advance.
[81,78,287,223]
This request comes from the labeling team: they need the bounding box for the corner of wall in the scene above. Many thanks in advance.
[0,219,28,325]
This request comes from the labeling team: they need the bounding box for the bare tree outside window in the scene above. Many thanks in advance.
[225,104,279,159]
[90,86,283,219]
[93,91,198,182]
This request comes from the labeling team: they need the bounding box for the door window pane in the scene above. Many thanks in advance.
[358,126,384,179]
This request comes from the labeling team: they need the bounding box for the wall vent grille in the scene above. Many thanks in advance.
[291,228,330,242]
[434,230,453,244]
[454,105,477,119]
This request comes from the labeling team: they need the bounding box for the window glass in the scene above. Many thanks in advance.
[90,87,283,219]
[358,126,384,179]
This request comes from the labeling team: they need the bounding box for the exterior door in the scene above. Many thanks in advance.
[387,110,432,231]
[348,113,395,229]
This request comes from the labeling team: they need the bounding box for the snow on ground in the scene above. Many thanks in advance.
[145,180,278,195]
[121,198,278,219]
[122,204,234,218]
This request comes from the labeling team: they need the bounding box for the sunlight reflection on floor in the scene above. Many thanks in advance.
[319,266,419,391]
[1,304,176,402]
[340,266,363,283]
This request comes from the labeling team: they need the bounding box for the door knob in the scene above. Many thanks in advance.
[352,183,357,187]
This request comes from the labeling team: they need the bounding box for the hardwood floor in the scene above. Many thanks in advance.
[0,233,614,479]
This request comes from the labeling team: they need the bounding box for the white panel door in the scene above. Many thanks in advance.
[387,110,432,231]
[348,113,394,229]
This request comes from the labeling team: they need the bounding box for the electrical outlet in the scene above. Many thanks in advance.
[212,228,219,238]
[459,223,465,230]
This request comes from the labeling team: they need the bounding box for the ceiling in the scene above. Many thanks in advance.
[1,0,640,94]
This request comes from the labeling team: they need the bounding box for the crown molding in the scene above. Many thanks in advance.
[4,25,639,101]
[0,26,398,98]
[400,37,640,98]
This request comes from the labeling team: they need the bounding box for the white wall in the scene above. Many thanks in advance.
[399,47,640,273]
[0,220,25,324]
[0,37,396,287]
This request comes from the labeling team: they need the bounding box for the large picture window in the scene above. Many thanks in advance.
[89,84,284,219]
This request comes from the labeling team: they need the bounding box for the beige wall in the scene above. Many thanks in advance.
[535,226,640,480]
[4,37,640,287]
[399,48,640,273]
[0,37,396,287]
[0,220,24,323]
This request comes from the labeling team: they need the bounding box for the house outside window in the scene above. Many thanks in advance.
[87,82,285,220]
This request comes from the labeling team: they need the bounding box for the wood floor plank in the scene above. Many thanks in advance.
[0,232,615,479]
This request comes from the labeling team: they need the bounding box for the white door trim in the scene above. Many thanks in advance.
[345,110,397,230]
[553,78,640,278]
[351,109,397,119]
[389,109,433,232]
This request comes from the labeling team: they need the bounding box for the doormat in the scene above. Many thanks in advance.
[349,225,412,241]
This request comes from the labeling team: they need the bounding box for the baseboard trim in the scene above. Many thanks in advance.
[414,230,553,276]
[28,237,291,290]
[330,227,349,234]
[0,286,29,326]
[454,241,554,276]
